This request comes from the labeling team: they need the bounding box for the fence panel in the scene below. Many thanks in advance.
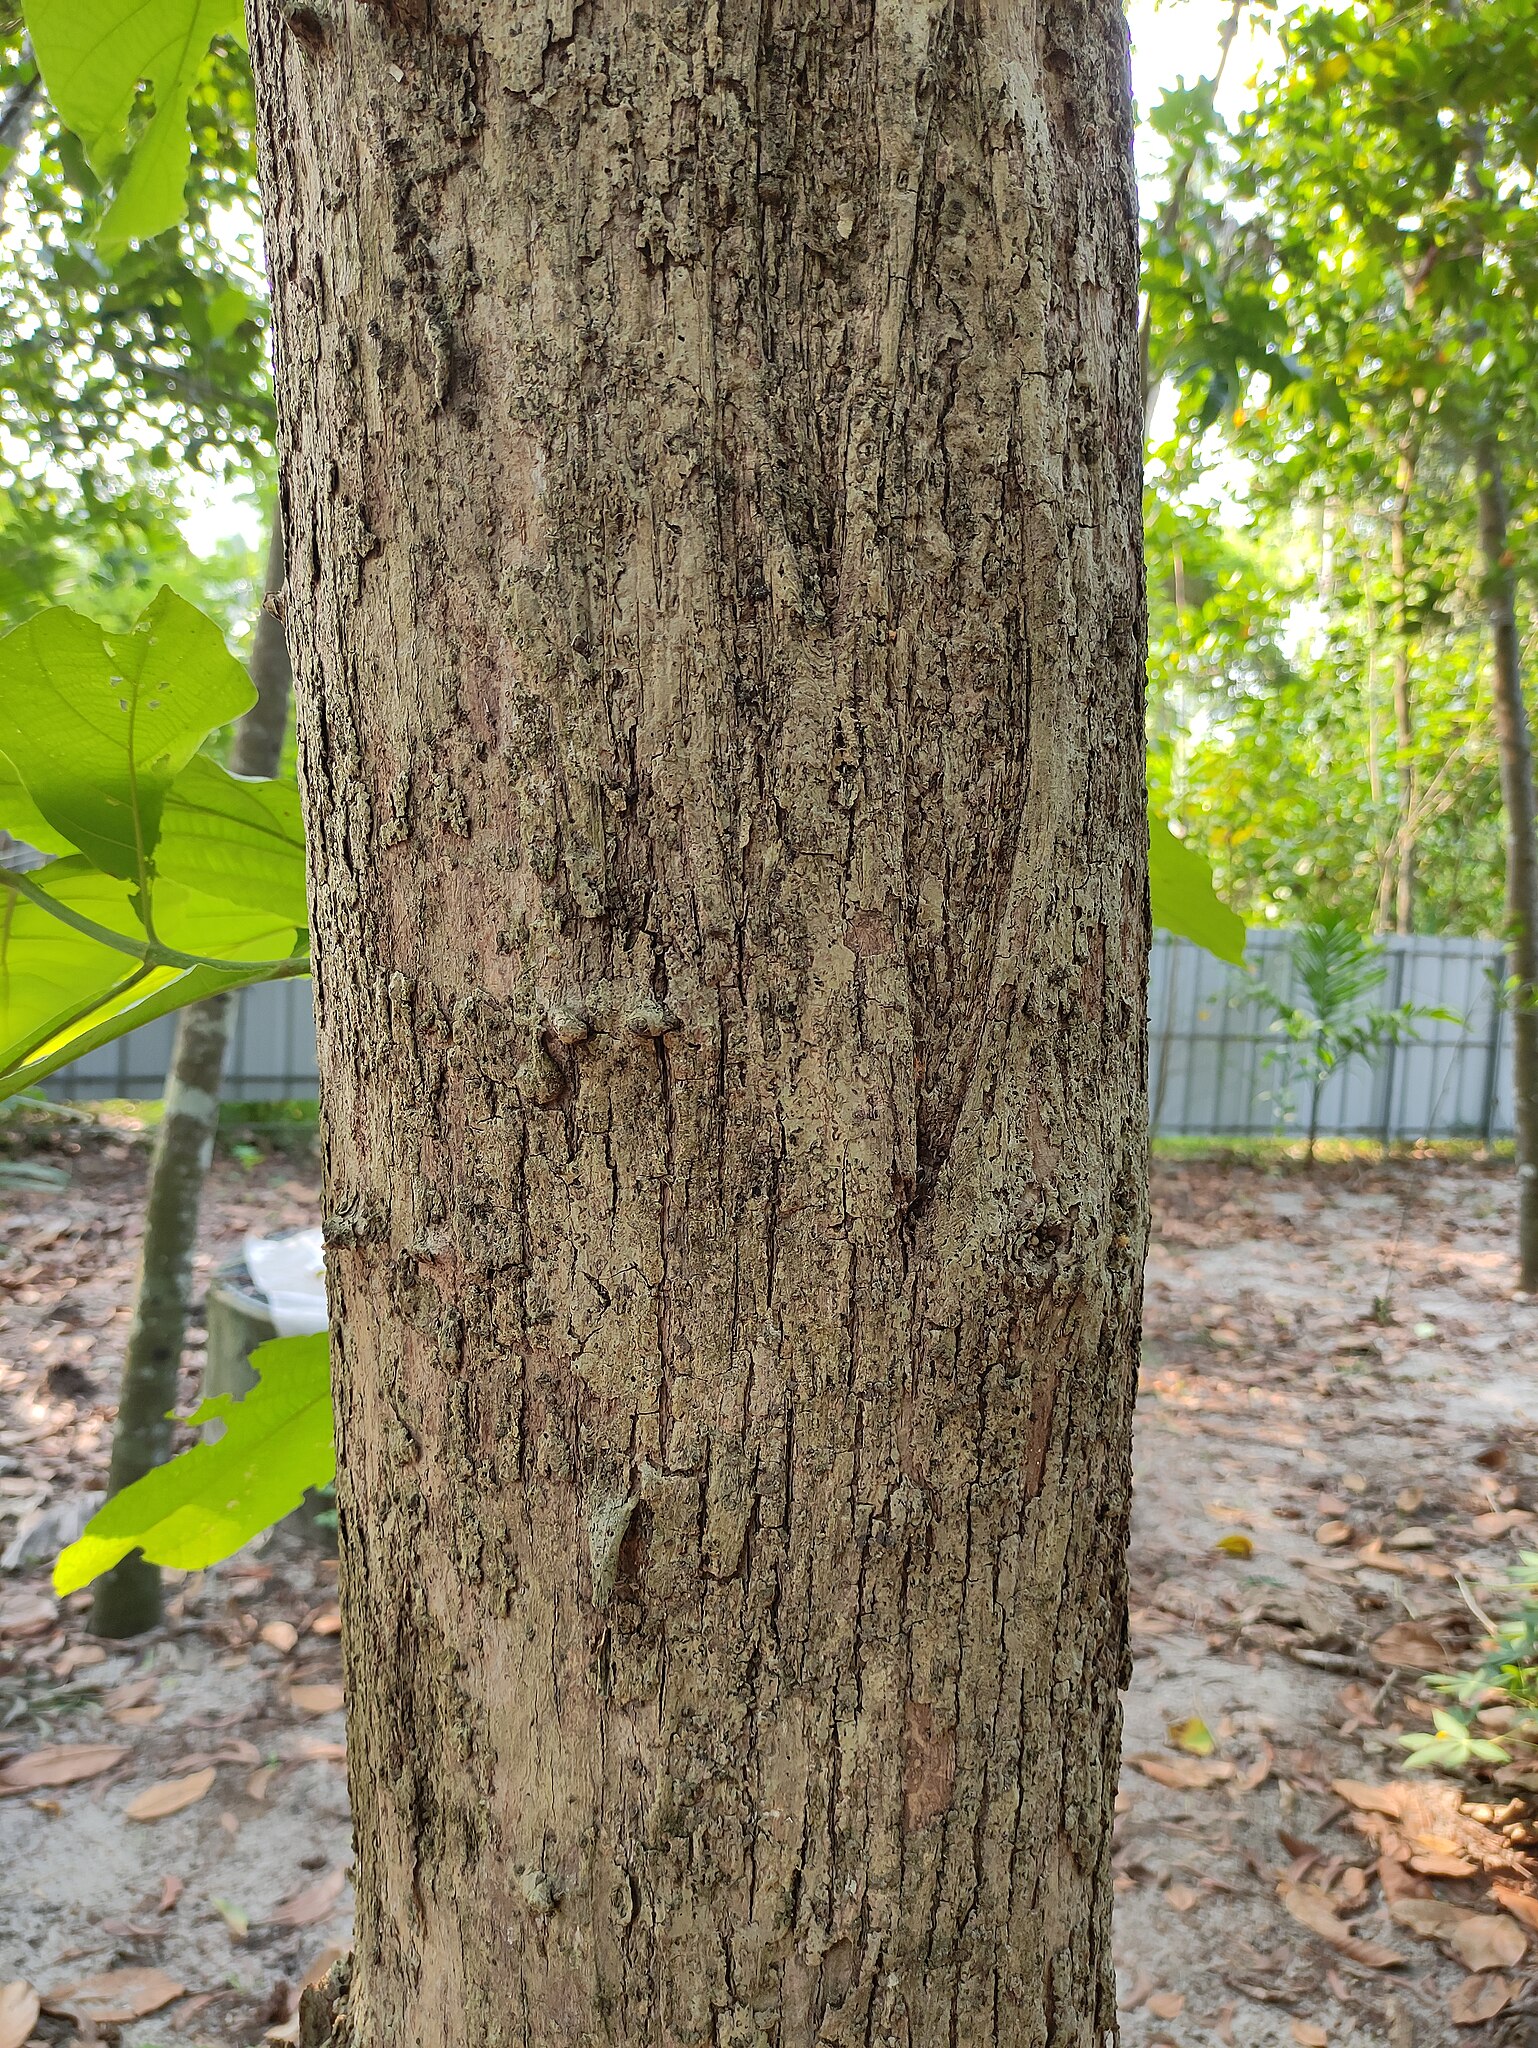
[38,934,1518,1140]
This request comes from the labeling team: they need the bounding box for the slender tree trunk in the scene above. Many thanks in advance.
[0,50,41,212]
[1477,434,1538,1293]
[1389,436,1418,935]
[250,5,1148,2041]
[91,514,293,1637]
[1138,0,1244,433]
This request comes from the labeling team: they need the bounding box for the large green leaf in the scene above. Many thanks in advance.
[0,953,307,1102]
[0,588,253,883]
[0,859,301,1092]
[0,752,74,858]
[25,0,246,258]
[1150,817,1247,966]
[157,756,308,926]
[54,1333,334,1593]
[0,859,167,1072]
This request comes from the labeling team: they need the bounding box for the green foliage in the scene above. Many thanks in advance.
[1253,915,1455,1155]
[1140,0,1538,938]
[53,1332,334,1592]
[1399,1709,1511,1773]
[1150,815,1247,964]
[0,28,271,638]
[1400,1552,1538,1773]
[0,588,308,1097]
[0,587,254,876]
[25,0,245,259]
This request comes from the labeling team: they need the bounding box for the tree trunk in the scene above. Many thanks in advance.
[0,50,41,211]
[90,514,293,1637]
[1387,435,1418,935]
[248,5,1148,2041]
[1477,433,1538,1293]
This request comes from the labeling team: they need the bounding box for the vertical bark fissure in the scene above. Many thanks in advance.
[248,0,1148,2039]
[90,517,293,1638]
[1477,433,1538,1292]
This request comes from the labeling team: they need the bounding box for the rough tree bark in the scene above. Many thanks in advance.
[248,3,1148,2041]
[1477,433,1538,1293]
[91,515,293,1638]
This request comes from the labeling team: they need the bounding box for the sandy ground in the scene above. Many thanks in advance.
[4,1117,1538,2045]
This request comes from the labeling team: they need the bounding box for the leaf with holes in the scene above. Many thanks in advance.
[0,589,252,883]
[24,0,246,257]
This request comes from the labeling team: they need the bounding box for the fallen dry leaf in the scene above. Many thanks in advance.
[1388,1897,1525,1970]
[265,1942,349,2042]
[1291,2024,1327,2048]
[1280,1881,1405,1969]
[1126,1752,1235,1790]
[1146,1990,1185,2021]
[302,1945,347,1988]
[1315,1520,1353,1548]
[286,1738,347,1763]
[111,1703,164,1727]
[53,1644,105,1678]
[124,1767,216,1822]
[1472,1509,1533,1537]
[1369,1621,1454,1672]
[289,1684,344,1716]
[1166,1716,1215,1757]
[1491,1883,1538,1933]
[261,1621,299,1654]
[1385,1525,1437,1551]
[1216,1532,1254,1558]
[0,1979,39,2048]
[1389,1897,1469,1943]
[0,1592,55,1637]
[174,1740,261,1770]
[1237,1741,1275,1793]
[1118,1971,1154,2013]
[1449,1974,1514,2026]
[1378,1856,1432,1902]
[0,1744,127,1794]
[158,1875,184,1914]
[103,1677,158,1712]
[1452,1913,1526,1973]
[1335,1866,1370,1903]
[1409,1848,1476,1878]
[1164,1883,1200,1912]
[266,1867,346,1929]
[309,1608,342,1636]
[1339,1681,1380,1727]
[43,1965,185,2025]
[247,1764,280,1802]
[1333,1780,1403,1817]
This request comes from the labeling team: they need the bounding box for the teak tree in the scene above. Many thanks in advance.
[243,0,1148,2042]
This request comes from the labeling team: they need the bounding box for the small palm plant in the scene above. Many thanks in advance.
[1254,915,1455,1163]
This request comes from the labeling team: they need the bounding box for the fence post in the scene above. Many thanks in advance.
[1483,950,1509,1147]
[1378,942,1408,1151]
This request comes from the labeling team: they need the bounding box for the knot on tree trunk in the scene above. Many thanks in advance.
[298,1955,353,2046]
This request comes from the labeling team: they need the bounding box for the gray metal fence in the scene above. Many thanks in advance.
[36,931,1518,1141]
[41,978,321,1106]
[1150,930,1510,1140]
